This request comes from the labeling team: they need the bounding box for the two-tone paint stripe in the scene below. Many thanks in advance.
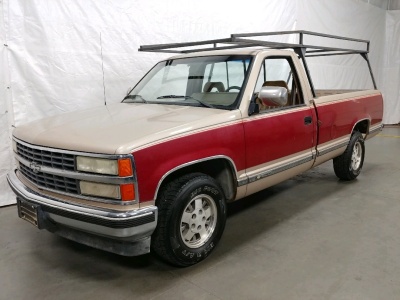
[316,139,349,157]
[238,135,353,186]
[238,152,314,186]
[369,124,383,135]
[314,92,381,107]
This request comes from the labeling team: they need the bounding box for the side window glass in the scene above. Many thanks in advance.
[254,57,303,112]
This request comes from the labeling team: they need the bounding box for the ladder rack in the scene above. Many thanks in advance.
[138,30,377,95]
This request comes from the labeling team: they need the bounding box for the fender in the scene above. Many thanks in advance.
[132,122,246,202]
[153,155,239,201]
[351,118,370,136]
[314,93,383,145]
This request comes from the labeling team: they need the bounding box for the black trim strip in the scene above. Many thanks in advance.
[237,140,350,187]
[237,179,248,187]
[317,141,348,157]
[248,156,313,183]
[369,125,382,135]
[41,203,155,229]
[237,155,314,186]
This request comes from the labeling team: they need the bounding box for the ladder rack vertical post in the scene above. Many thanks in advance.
[295,47,316,98]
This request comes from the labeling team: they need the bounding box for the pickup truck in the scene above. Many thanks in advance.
[7,31,383,267]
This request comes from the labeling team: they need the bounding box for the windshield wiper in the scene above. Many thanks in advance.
[157,95,186,99]
[156,95,215,109]
[123,94,147,103]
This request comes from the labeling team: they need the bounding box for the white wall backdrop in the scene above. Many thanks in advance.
[382,10,400,124]
[1,0,15,207]
[0,0,399,206]
[297,0,386,91]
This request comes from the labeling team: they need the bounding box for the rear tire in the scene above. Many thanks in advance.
[333,131,365,180]
[151,173,226,267]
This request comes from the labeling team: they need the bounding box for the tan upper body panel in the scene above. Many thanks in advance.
[13,103,242,155]
[13,49,380,157]
[13,49,306,155]
[313,89,381,104]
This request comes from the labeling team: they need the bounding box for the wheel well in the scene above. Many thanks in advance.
[353,119,369,134]
[157,159,237,202]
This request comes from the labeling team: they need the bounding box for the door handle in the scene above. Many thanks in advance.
[304,116,312,125]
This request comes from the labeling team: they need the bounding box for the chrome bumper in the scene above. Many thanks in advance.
[7,170,158,256]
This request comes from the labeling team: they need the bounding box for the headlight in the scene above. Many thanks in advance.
[80,181,120,199]
[77,156,118,175]
[79,181,135,201]
[77,156,135,201]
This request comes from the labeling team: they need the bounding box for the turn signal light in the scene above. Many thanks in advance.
[120,184,135,201]
[118,158,133,177]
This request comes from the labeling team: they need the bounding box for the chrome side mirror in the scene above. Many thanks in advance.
[259,86,288,107]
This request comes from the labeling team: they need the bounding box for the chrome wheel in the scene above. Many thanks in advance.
[180,194,217,248]
[351,141,362,171]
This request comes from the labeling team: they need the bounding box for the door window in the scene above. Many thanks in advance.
[254,57,303,111]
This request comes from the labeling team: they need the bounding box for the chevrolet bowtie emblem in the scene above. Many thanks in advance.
[29,161,41,174]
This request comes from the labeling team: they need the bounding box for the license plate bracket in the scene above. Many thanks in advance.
[17,198,46,229]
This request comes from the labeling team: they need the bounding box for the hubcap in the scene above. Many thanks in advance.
[180,194,217,248]
[350,141,362,171]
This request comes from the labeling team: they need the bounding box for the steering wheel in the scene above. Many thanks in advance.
[226,86,241,92]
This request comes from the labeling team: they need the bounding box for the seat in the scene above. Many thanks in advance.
[203,82,225,92]
[262,80,289,90]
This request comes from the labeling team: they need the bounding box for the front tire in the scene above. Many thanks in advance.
[333,131,365,180]
[151,173,226,267]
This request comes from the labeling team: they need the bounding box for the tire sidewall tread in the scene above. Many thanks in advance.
[152,173,226,267]
[333,131,365,181]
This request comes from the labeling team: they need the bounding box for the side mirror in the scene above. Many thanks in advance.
[259,86,288,107]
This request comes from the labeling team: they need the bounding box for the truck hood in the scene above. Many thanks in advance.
[13,103,242,154]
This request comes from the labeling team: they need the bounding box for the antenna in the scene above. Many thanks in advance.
[100,32,107,106]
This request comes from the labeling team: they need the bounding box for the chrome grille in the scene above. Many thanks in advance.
[16,142,75,171]
[20,164,79,194]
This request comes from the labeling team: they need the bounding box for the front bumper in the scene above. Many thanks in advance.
[7,170,158,256]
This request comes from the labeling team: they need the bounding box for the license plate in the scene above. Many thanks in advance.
[17,198,44,229]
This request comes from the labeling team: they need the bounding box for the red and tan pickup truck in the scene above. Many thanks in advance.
[7,31,383,266]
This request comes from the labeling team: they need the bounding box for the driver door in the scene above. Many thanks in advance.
[243,54,317,196]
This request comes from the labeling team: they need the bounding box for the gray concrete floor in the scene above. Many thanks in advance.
[1,127,400,300]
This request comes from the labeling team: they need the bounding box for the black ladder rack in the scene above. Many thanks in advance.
[138,30,377,96]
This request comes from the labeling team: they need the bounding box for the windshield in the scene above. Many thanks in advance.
[123,55,253,109]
